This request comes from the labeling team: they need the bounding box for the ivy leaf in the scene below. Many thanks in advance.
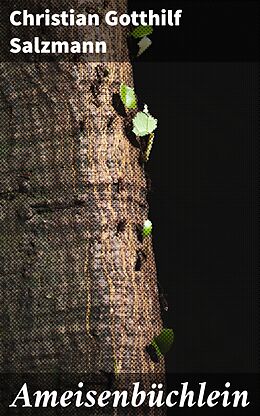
[131,25,153,39]
[137,36,152,57]
[120,84,137,109]
[132,108,158,137]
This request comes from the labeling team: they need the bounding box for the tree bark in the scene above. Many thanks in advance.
[0,0,164,380]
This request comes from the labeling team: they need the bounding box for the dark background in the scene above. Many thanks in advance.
[130,0,259,374]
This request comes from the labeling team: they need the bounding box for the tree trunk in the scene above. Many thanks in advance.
[0,0,164,380]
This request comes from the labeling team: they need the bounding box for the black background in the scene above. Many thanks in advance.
[130,0,259,374]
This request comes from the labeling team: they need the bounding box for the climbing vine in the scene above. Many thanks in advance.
[119,76,175,363]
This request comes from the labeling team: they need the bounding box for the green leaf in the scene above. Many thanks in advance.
[132,109,158,137]
[131,25,153,39]
[143,219,153,237]
[154,329,174,356]
[137,36,152,57]
[120,84,137,109]
[146,329,174,363]
[150,340,163,359]
[146,343,161,363]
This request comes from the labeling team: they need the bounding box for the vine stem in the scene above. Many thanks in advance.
[144,133,155,162]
